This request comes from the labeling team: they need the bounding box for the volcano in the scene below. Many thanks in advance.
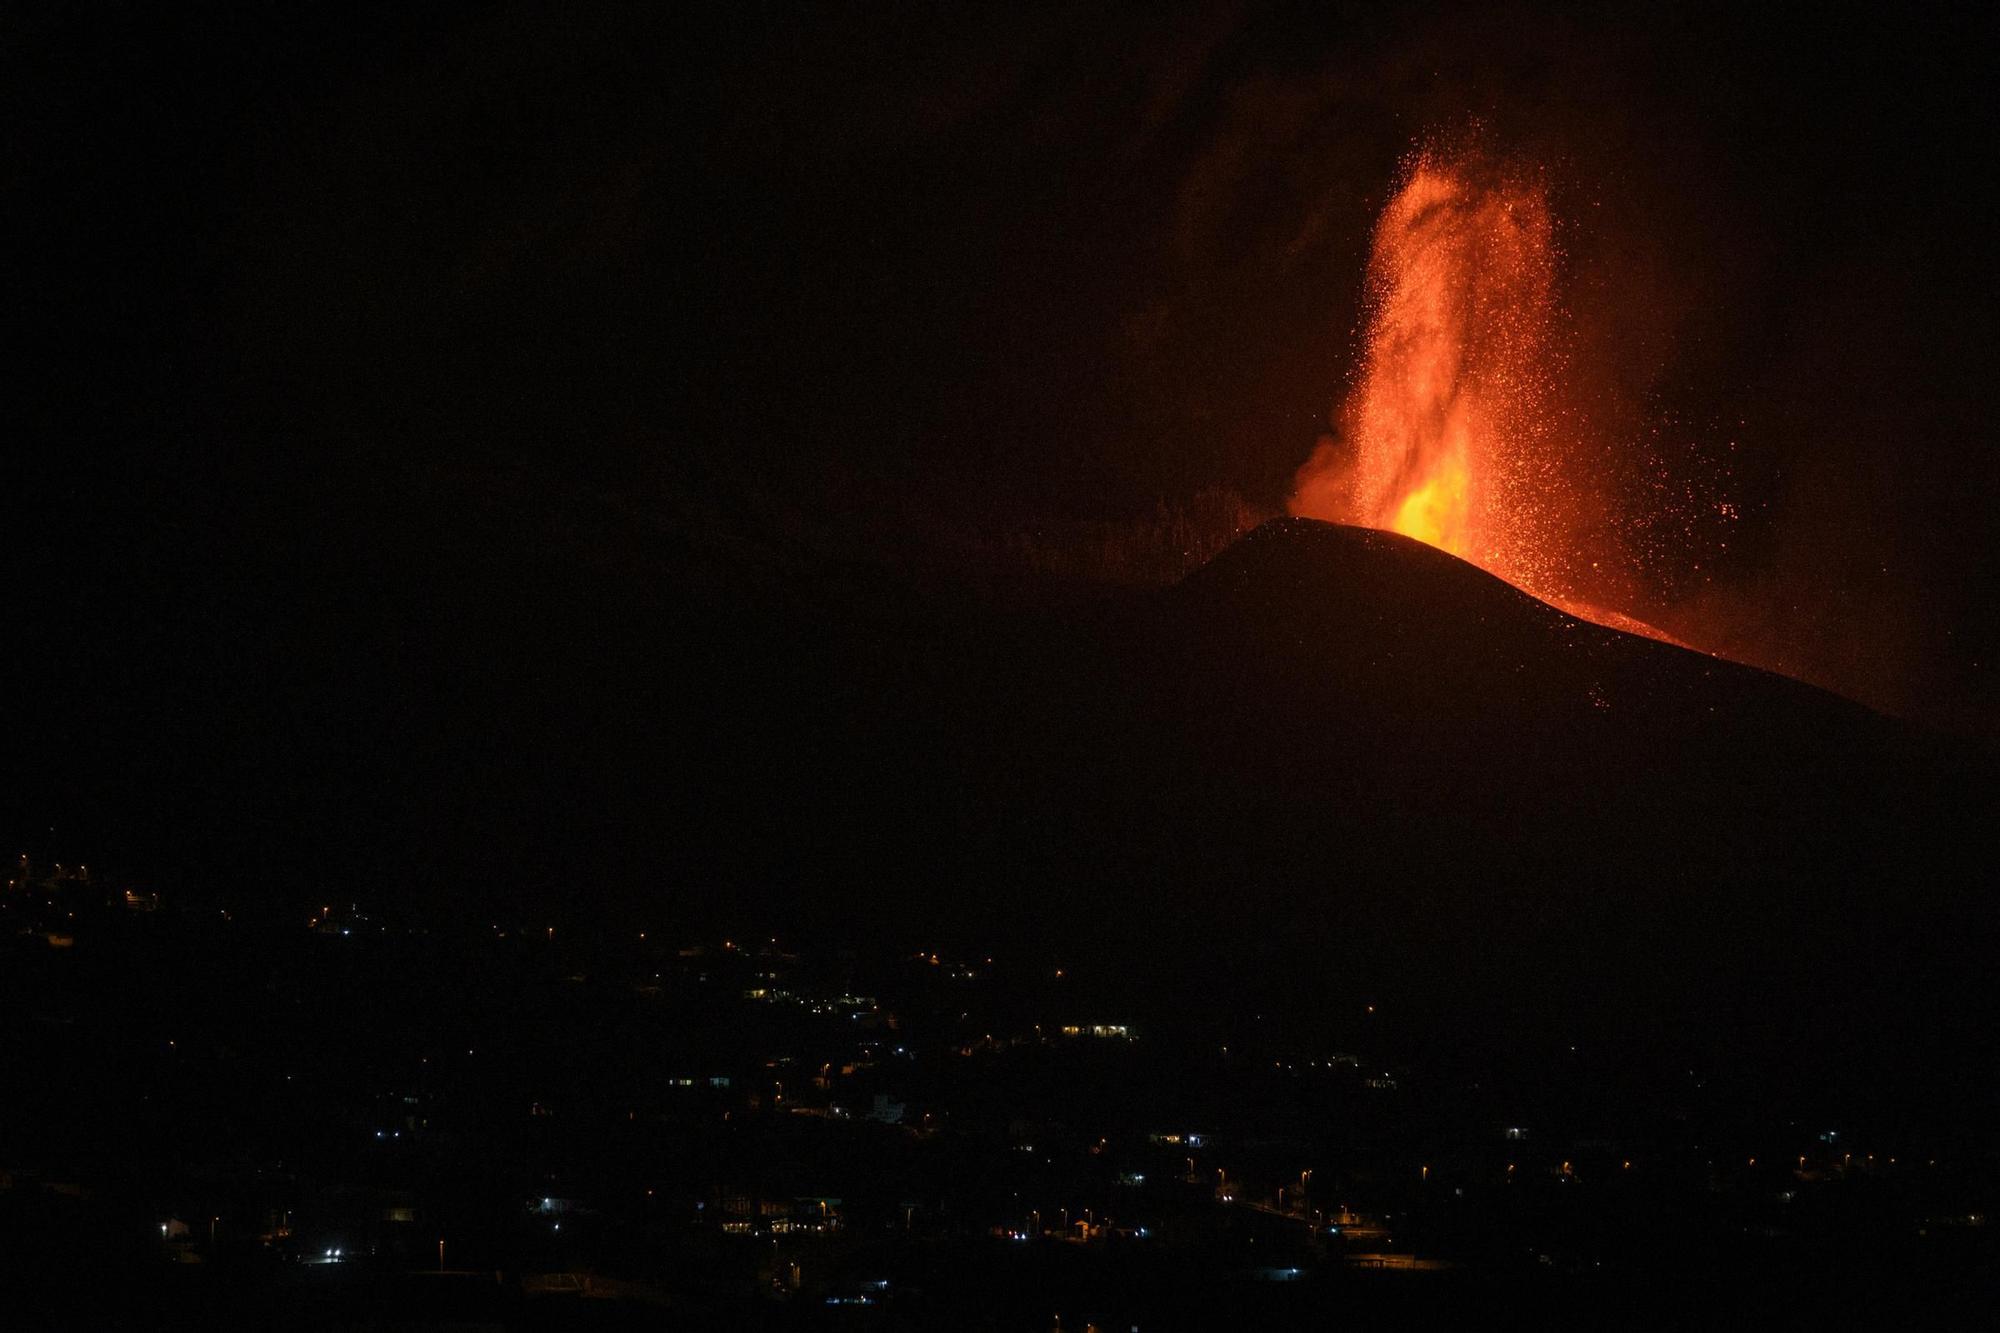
[1168,516,1841,733]
[1007,516,1995,1103]
[654,508,1989,1065]
[1126,516,1937,839]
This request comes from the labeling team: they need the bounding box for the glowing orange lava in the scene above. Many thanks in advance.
[1292,150,1642,629]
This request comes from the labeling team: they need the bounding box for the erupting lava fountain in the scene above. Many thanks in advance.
[1291,149,1679,643]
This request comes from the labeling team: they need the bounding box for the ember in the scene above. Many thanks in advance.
[1291,149,1673,641]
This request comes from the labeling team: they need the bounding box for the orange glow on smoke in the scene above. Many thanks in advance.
[1292,149,1654,631]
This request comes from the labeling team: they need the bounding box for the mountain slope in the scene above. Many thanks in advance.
[1034,518,1997,1096]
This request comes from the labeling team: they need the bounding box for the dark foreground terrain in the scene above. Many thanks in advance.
[6,520,1997,1326]
[4,905,1997,1330]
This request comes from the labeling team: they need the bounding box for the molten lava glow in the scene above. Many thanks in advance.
[1293,150,1603,618]
[1390,460,1471,554]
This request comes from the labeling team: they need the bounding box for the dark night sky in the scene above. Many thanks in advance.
[8,2,1997,913]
